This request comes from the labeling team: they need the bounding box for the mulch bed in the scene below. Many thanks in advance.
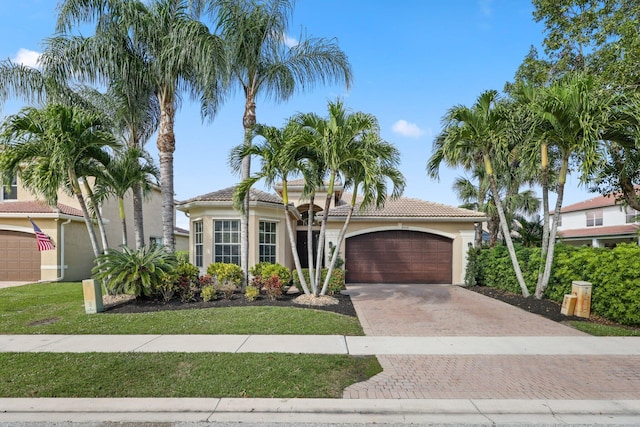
[104,291,358,317]
[467,285,624,326]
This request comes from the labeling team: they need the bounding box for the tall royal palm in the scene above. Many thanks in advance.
[55,0,226,251]
[437,90,530,297]
[210,0,352,284]
[0,104,117,257]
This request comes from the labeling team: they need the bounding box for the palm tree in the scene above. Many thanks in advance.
[230,121,313,294]
[54,0,227,251]
[319,130,405,295]
[452,173,489,247]
[513,214,544,248]
[0,103,118,257]
[294,99,389,294]
[94,146,160,247]
[436,90,530,297]
[209,0,353,285]
[533,73,619,298]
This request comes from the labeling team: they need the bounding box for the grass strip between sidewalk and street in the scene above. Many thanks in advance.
[0,282,364,336]
[0,353,382,398]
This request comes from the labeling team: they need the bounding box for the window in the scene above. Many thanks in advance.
[1,174,17,200]
[194,221,203,267]
[586,210,603,227]
[214,220,240,265]
[626,206,640,224]
[149,236,162,248]
[259,221,277,263]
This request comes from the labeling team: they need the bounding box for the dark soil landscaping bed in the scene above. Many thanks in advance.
[467,285,639,330]
[105,291,358,317]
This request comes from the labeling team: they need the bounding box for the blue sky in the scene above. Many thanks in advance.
[0,0,596,228]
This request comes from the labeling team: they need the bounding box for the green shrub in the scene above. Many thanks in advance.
[245,285,259,302]
[215,280,237,300]
[92,246,177,298]
[158,272,177,302]
[207,263,243,287]
[292,268,346,295]
[464,247,482,286]
[201,285,216,302]
[176,261,199,283]
[250,262,292,284]
[175,250,189,264]
[467,243,640,326]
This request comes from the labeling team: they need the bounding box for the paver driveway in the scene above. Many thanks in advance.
[343,284,640,399]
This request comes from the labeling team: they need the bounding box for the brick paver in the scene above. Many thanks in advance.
[343,284,640,400]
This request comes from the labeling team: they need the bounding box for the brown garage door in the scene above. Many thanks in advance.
[0,230,41,281]
[345,230,452,284]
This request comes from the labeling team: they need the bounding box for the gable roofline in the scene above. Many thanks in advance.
[177,186,283,210]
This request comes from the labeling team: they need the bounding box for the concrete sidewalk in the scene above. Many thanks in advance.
[1,397,639,425]
[1,334,640,355]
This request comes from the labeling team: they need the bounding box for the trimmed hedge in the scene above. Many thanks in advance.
[292,268,346,295]
[467,243,640,326]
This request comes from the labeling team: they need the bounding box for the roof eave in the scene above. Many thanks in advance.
[327,215,486,222]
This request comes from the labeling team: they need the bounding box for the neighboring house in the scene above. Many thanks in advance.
[0,174,188,282]
[553,194,640,248]
[177,181,485,285]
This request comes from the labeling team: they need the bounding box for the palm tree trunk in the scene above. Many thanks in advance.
[70,172,101,258]
[132,183,144,249]
[119,197,128,247]
[536,156,568,299]
[158,93,176,252]
[307,195,316,294]
[314,173,335,295]
[281,183,310,294]
[536,144,549,290]
[241,96,256,291]
[82,178,109,253]
[320,191,356,295]
[485,155,530,297]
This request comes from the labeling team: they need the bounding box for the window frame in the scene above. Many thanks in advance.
[626,206,640,224]
[586,209,603,227]
[259,220,277,264]
[193,220,203,268]
[1,174,17,200]
[213,219,240,265]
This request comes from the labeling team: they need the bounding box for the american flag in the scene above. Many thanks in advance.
[29,219,56,251]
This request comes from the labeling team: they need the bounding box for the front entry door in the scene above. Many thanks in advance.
[296,231,323,268]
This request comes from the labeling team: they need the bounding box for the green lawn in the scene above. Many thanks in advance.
[0,282,364,335]
[568,320,640,336]
[0,352,382,398]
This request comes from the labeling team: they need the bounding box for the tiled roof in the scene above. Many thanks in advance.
[559,224,639,238]
[174,226,189,234]
[0,201,83,217]
[179,186,283,205]
[559,194,618,213]
[328,194,484,219]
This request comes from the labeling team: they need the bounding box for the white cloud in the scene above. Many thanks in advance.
[13,48,40,68]
[283,33,299,48]
[392,120,425,138]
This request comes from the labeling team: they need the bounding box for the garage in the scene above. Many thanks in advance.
[0,230,40,281]
[345,230,452,284]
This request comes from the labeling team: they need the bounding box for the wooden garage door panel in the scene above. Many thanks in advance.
[345,230,452,284]
[0,230,40,281]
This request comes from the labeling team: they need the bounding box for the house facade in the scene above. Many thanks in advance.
[177,182,485,285]
[0,174,187,282]
[554,195,640,247]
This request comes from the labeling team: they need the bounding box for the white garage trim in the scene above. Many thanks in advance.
[0,225,35,234]
[345,225,457,240]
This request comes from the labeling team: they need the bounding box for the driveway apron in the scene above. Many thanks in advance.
[343,284,640,399]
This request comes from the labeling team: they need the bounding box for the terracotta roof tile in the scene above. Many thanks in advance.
[328,194,484,219]
[0,201,83,217]
[559,224,639,238]
[179,186,283,205]
[559,194,618,213]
